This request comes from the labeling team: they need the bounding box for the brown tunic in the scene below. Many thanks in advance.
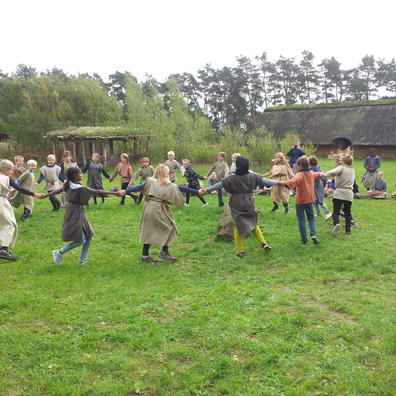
[222,172,266,236]
[139,179,185,246]
[61,187,95,242]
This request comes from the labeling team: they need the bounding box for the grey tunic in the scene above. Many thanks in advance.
[164,159,182,182]
[85,161,106,190]
[62,187,95,242]
[222,173,268,236]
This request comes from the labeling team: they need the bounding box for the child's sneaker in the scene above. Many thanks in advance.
[78,261,88,266]
[261,243,272,251]
[311,235,320,244]
[325,213,332,221]
[236,252,245,257]
[332,223,341,237]
[140,256,158,263]
[202,203,209,207]
[158,251,177,261]
[351,221,358,228]
[184,203,189,207]
[52,249,62,265]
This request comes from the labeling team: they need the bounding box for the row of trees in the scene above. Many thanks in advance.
[1,52,395,159]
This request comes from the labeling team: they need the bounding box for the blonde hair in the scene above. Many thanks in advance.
[167,151,175,156]
[154,164,171,185]
[141,157,149,163]
[231,153,241,161]
[0,159,14,172]
[218,152,226,159]
[27,159,37,167]
[182,159,191,166]
[377,172,384,179]
[92,153,100,159]
[120,153,129,161]
[275,152,287,164]
[14,155,24,162]
[47,154,56,161]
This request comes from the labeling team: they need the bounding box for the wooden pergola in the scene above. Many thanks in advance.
[46,127,154,165]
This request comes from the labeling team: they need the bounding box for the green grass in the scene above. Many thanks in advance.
[1,158,395,395]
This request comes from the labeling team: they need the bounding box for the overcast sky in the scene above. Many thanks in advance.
[2,0,394,81]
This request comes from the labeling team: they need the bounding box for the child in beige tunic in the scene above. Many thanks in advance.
[264,152,293,214]
[129,157,155,204]
[37,154,63,211]
[164,151,183,183]
[123,164,185,262]
[11,159,37,221]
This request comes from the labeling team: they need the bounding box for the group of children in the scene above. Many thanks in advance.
[1,146,395,263]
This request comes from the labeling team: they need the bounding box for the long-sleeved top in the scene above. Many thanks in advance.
[284,169,325,204]
[109,162,132,184]
[287,147,305,166]
[364,155,381,171]
[207,162,229,180]
[125,182,198,196]
[183,167,205,189]
[206,176,279,193]
[129,165,155,185]
[164,159,183,182]
[37,165,64,191]
[372,180,387,192]
[326,165,355,202]
[81,161,110,190]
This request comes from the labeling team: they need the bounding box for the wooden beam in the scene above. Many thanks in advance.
[102,141,107,165]
[82,140,86,165]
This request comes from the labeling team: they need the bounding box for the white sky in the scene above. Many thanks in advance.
[2,0,394,81]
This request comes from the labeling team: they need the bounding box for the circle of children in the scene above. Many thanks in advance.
[0,144,393,263]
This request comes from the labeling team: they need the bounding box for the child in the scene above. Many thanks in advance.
[82,153,110,204]
[11,159,37,221]
[60,151,79,208]
[37,154,63,211]
[122,164,199,262]
[0,159,43,261]
[264,152,293,214]
[46,167,122,266]
[308,155,332,220]
[207,152,229,207]
[109,153,134,205]
[287,141,306,173]
[363,148,381,190]
[230,153,241,173]
[201,156,278,256]
[12,155,25,182]
[208,172,219,193]
[129,157,155,204]
[164,151,183,183]
[366,172,387,199]
[325,155,356,236]
[182,159,208,207]
[280,156,325,245]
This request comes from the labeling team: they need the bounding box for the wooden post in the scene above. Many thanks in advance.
[102,140,107,165]
[52,139,56,155]
[62,141,66,153]
[91,141,96,155]
[133,137,137,158]
[72,141,77,162]
[109,139,114,155]
[82,140,86,165]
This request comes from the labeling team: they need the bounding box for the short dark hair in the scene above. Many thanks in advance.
[308,155,318,167]
[296,155,309,169]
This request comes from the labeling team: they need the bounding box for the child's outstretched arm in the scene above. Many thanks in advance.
[206,181,223,192]
[43,187,65,197]
[124,183,146,195]
[102,168,111,179]
[261,177,279,187]
[178,185,199,195]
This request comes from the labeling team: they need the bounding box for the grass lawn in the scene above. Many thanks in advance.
[1,158,395,395]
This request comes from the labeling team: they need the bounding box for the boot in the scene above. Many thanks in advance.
[270,202,279,212]
[21,208,31,221]
[283,203,289,214]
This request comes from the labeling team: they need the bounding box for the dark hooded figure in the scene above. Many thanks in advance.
[205,156,279,257]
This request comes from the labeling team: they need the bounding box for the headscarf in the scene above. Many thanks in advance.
[235,156,250,176]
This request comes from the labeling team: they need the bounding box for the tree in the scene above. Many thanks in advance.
[358,55,377,100]
[256,52,272,108]
[377,59,396,95]
[298,50,320,104]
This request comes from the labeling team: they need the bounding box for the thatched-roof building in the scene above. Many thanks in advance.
[46,127,154,165]
[258,102,396,159]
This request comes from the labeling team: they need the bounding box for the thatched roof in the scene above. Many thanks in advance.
[46,126,151,139]
[258,103,396,145]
